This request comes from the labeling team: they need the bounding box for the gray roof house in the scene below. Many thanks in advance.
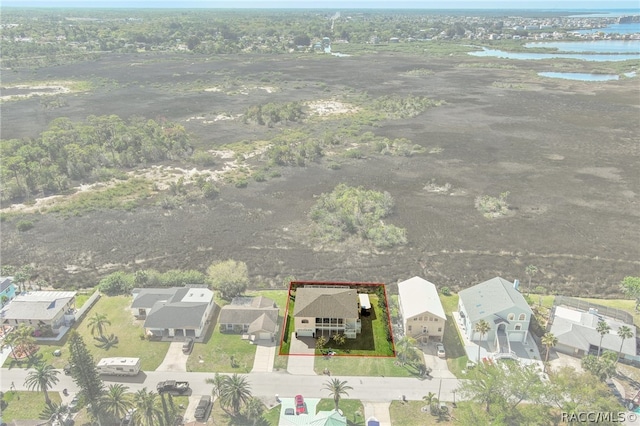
[131,287,216,340]
[218,296,279,341]
[458,277,533,360]
[549,304,637,360]
[398,276,446,342]
[0,291,76,333]
[294,286,361,338]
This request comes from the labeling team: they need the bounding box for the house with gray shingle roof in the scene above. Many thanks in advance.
[294,286,361,339]
[131,286,216,340]
[398,276,446,342]
[458,277,532,346]
[218,296,279,341]
[0,291,76,333]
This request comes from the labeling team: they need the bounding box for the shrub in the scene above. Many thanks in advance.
[253,172,267,182]
[202,182,219,199]
[475,191,510,218]
[192,150,216,167]
[98,271,134,296]
[441,286,451,296]
[234,179,248,188]
[16,220,34,232]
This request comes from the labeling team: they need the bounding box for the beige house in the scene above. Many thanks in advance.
[293,286,361,339]
[398,277,446,342]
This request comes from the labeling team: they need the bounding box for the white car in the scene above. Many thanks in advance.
[436,343,446,358]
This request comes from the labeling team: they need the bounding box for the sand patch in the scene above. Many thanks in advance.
[1,82,72,101]
[306,100,359,116]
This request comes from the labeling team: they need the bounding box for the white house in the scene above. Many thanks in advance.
[397,277,446,342]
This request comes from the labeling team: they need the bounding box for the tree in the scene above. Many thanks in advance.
[219,374,252,415]
[100,384,132,423]
[207,260,249,300]
[395,335,419,365]
[10,324,37,360]
[581,352,617,381]
[524,265,538,295]
[39,402,69,425]
[547,366,623,414]
[68,331,105,421]
[316,335,327,352]
[322,378,353,412]
[473,320,491,364]
[621,277,640,311]
[206,372,225,400]
[541,332,558,371]
[24,363,60,406]
[596,320,611,358]
[244,397,265,425]
[616,325,633,364]
[87,313,111,338]
[132,388,164,426]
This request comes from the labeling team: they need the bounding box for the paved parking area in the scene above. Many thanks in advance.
[156,341,188,372]
[287,333,316,375]
[419,342,456,379]
[252,342,276,373]
[363,401,391,426]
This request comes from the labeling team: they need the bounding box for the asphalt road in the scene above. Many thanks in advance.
[0,368,463,402]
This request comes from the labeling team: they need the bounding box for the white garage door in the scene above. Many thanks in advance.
[259,332,271,340]
[297,329,314,337]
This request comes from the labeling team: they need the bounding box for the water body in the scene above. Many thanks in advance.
[525,40,640,54]
[574,23,640,35]
[469,47,640,62]
[538,72,620,81]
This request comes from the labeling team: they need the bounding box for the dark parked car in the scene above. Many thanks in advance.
[295,394,306,415]
[182,337,194,354]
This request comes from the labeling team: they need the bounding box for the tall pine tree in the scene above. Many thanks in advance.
[68,331,105,423]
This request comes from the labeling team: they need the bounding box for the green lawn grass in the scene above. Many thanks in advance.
[262,404,281,426]
[316,399,364,426]
[4,295,169,371]
[1,391,62,423]
[314,355,424,377]
[389,400,456,426]
[438,294,469,377]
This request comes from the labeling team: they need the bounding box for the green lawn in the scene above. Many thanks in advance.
[262,404,281,426]
[279,298,295,355]
[314,355,424,377]
[1,391,62,423]
[4,295,169,371]
[438,294,469,378]
[389,400,456,426]
[317,399,365,426]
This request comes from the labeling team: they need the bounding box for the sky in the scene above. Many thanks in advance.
[2,0,639,9]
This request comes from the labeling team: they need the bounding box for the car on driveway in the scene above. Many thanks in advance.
[295,394,306,415]
[436,343,446,358]
[182,337,194,354]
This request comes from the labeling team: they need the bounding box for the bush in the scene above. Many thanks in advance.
[98,271,134,296]
[192,150,216,167]
[202,182,219,199]
[234,179,248,188]
[253,172,267,182]
[16,220,34,232]
[441,286,451,296]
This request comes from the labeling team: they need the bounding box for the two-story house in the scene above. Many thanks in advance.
[397,276,446,342]
[294,286,361,339]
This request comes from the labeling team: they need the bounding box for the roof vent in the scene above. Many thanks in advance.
[513,279,520,291]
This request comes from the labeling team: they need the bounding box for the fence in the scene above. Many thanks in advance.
[553,295,634,325]
[75,290,101,322]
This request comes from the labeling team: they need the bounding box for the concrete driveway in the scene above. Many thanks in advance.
[252,341,276,373]
[156,341,188,372]
[363,401,391,426]
[420,342,456,379]
[287,333,316,375]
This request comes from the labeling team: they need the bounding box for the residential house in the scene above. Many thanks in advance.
[458,277,532,353]
[294,286,361,339]
[0,291,76,334]
[548,300,637,360]
[131,286,216,339]
[397,276,446,342]
[218,296,279,341]
[0,277,16,306]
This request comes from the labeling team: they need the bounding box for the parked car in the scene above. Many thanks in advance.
[182,338,194,354]
[69,395,80,411]
[436,343,446,358]
[295,394,306,415]
[284,408,295,415]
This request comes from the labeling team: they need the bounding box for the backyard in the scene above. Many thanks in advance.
[439,293,470,378]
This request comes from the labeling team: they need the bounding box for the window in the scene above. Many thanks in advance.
[423,327,428,333]
[507,313,515,321]
[413,317,418,321]
[301,319,309,324]
[438,328,442,332]
[226,324,233,330]
[408,325,412,332]
[434,318,438,322]
[515,323,522,331]
[518,313,526,321]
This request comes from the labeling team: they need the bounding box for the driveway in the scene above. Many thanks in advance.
[363,401,391,426]
[287,333,316,375]
[156,341,188,372]
[252,341,276,373]
[420,342,456,379]
[182,394,204,424]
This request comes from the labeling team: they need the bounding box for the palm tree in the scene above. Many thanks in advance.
[24,363,60,406]
[541,332,558,373]
[132,388,164,426]
[395,335,418,365]
[39,402,69,425]
[219,374,252,415]
[474,320,491,364]
[322,378,353,412]
[12,324,37,359]
[100,384,132,423]
[206,373,225,401]
[616,325,633,364]
[244,397,265,426]
[596,321,611,358]
[525,265,538,295]
[423,392,436,406]
[87,313,111,338]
